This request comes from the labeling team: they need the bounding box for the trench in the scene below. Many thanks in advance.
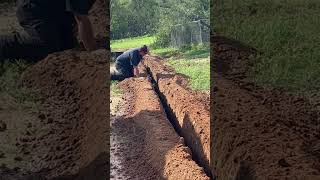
[145,66,213,179]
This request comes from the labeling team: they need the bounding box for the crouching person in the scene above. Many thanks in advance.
[110,45,149,81]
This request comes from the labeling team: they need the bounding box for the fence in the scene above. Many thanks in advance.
[170,19,209,48]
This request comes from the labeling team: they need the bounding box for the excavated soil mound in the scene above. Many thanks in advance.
[0,0,109,179]
[112,77,209,179]
[141,55,211,177]
[89,0,109,48]
[211,35,320,179]
[17,50,108,179]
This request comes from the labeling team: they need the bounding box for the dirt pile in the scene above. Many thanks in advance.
[0,3,22,34]
[88,0,109,48]
[17,50,109,179]
[211,35,320,179]
[142,55,211,177]
[0,0,109,179]
[112,77,209,179]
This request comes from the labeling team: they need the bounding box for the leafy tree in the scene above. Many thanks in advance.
[111,0,209,46]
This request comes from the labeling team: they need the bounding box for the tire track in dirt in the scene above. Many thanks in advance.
[211,35,320,179]
[110,77,210,179]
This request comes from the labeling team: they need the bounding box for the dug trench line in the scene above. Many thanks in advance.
[211,35,320,179]
[112,77,209,179]
[140,55,212,178]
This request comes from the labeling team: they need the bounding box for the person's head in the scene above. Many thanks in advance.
[139,45,149,56]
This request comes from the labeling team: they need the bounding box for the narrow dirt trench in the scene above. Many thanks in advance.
[110,77,210,180]
[110,53,213,179]
[146,66,213,179]
[211,35,320,179]
[142,55,211,176]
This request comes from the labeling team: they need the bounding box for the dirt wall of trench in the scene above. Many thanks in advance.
[141,55,212,177]
[117,77,210,180]
[211,35,320,179]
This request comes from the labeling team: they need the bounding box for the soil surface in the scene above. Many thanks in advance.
[110,77,209,179]
[0,3,22,35]
[0,1,109,179]
[142,55,212,177]
[211,35,320,179]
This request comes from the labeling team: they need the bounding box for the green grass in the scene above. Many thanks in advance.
[0,60,39,105]
[167,58,210,91]
[152,45,210,59]
[110,80,123,96]
[212,0,320,90]
[111,35,209,59]
[111,35,210,92]
[151,47,179,58]
[111,36,156,51]
[157,45,210,91]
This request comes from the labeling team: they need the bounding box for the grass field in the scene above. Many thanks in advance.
[111,36,156,51]
[111,36,210,91]
[168,58,210,91]
[212,0,320,90]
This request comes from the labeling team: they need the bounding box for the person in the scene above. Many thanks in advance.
[0,0,97,64]
[111,45,149,81]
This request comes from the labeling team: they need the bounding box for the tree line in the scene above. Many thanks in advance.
[111,0,209,47]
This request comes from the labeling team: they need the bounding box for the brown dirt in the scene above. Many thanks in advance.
[111,77,209,179]
[0,1,109,179]
[89,0,109,48]
[0,3,22,34]
[211,35,320,179]
[0,50,109,180]
[141,55,212,177]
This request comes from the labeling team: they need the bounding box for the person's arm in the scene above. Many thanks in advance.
[74,14,96,51]
[133,66,139,77]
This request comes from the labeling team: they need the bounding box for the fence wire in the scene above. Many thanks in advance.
[170,20,209,48]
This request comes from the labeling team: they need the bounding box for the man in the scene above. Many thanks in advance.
[0,0,97,63]
[111,45,149,81]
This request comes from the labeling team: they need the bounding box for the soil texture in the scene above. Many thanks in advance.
[211,35,320,179]
[0,1,109,179]
[142,55,211,177]
[110,77,209,180]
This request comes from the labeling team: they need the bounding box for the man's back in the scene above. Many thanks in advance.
[115,48,142,75]
[0,0,96,62]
